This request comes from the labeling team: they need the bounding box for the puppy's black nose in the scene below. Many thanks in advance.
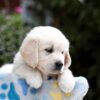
[55,61,63,70]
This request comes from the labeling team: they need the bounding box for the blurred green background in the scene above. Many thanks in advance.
[0,0,100,100]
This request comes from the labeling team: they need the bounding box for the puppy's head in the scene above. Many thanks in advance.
[20,26,71,75]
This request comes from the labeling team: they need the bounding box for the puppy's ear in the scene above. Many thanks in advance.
[64,52,71,68]
[20,35,39,68]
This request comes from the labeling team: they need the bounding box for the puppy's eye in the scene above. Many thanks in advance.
[45,48,53,53]
[62,51,64,54]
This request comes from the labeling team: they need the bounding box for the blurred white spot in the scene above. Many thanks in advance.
[78,0,84,4]
[0,64,13,73]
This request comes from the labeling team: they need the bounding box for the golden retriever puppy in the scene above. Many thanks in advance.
[0,26,75,93]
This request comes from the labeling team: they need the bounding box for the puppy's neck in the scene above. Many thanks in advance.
[42,73,58,80]
[36,67,58,80]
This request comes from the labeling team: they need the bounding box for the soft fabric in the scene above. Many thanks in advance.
[0,73,89,100]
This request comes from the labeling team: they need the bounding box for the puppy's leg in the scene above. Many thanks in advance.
[58,69,75,93]
[26,69,43,89]
[14,66,42,89]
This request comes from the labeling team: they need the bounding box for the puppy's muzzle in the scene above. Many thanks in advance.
[54,61,63,71]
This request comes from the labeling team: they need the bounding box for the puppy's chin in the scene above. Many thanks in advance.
[37,66,61,76]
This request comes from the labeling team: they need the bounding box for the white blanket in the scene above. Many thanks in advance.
[0,73,89,100]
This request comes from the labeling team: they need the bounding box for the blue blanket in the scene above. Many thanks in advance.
[0,73,89,100]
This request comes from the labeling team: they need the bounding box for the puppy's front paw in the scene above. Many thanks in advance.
[58,69,75,93]
[25,70,43,89]
[58,78,75,93]
[26,77,42,89]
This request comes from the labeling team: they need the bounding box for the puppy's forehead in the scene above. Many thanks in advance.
[28,26,69,50]
[30,26,63,37]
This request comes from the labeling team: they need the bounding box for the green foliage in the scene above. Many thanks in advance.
[0,14,30,65]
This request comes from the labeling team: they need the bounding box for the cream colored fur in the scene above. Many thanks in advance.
[0,26,75,93]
